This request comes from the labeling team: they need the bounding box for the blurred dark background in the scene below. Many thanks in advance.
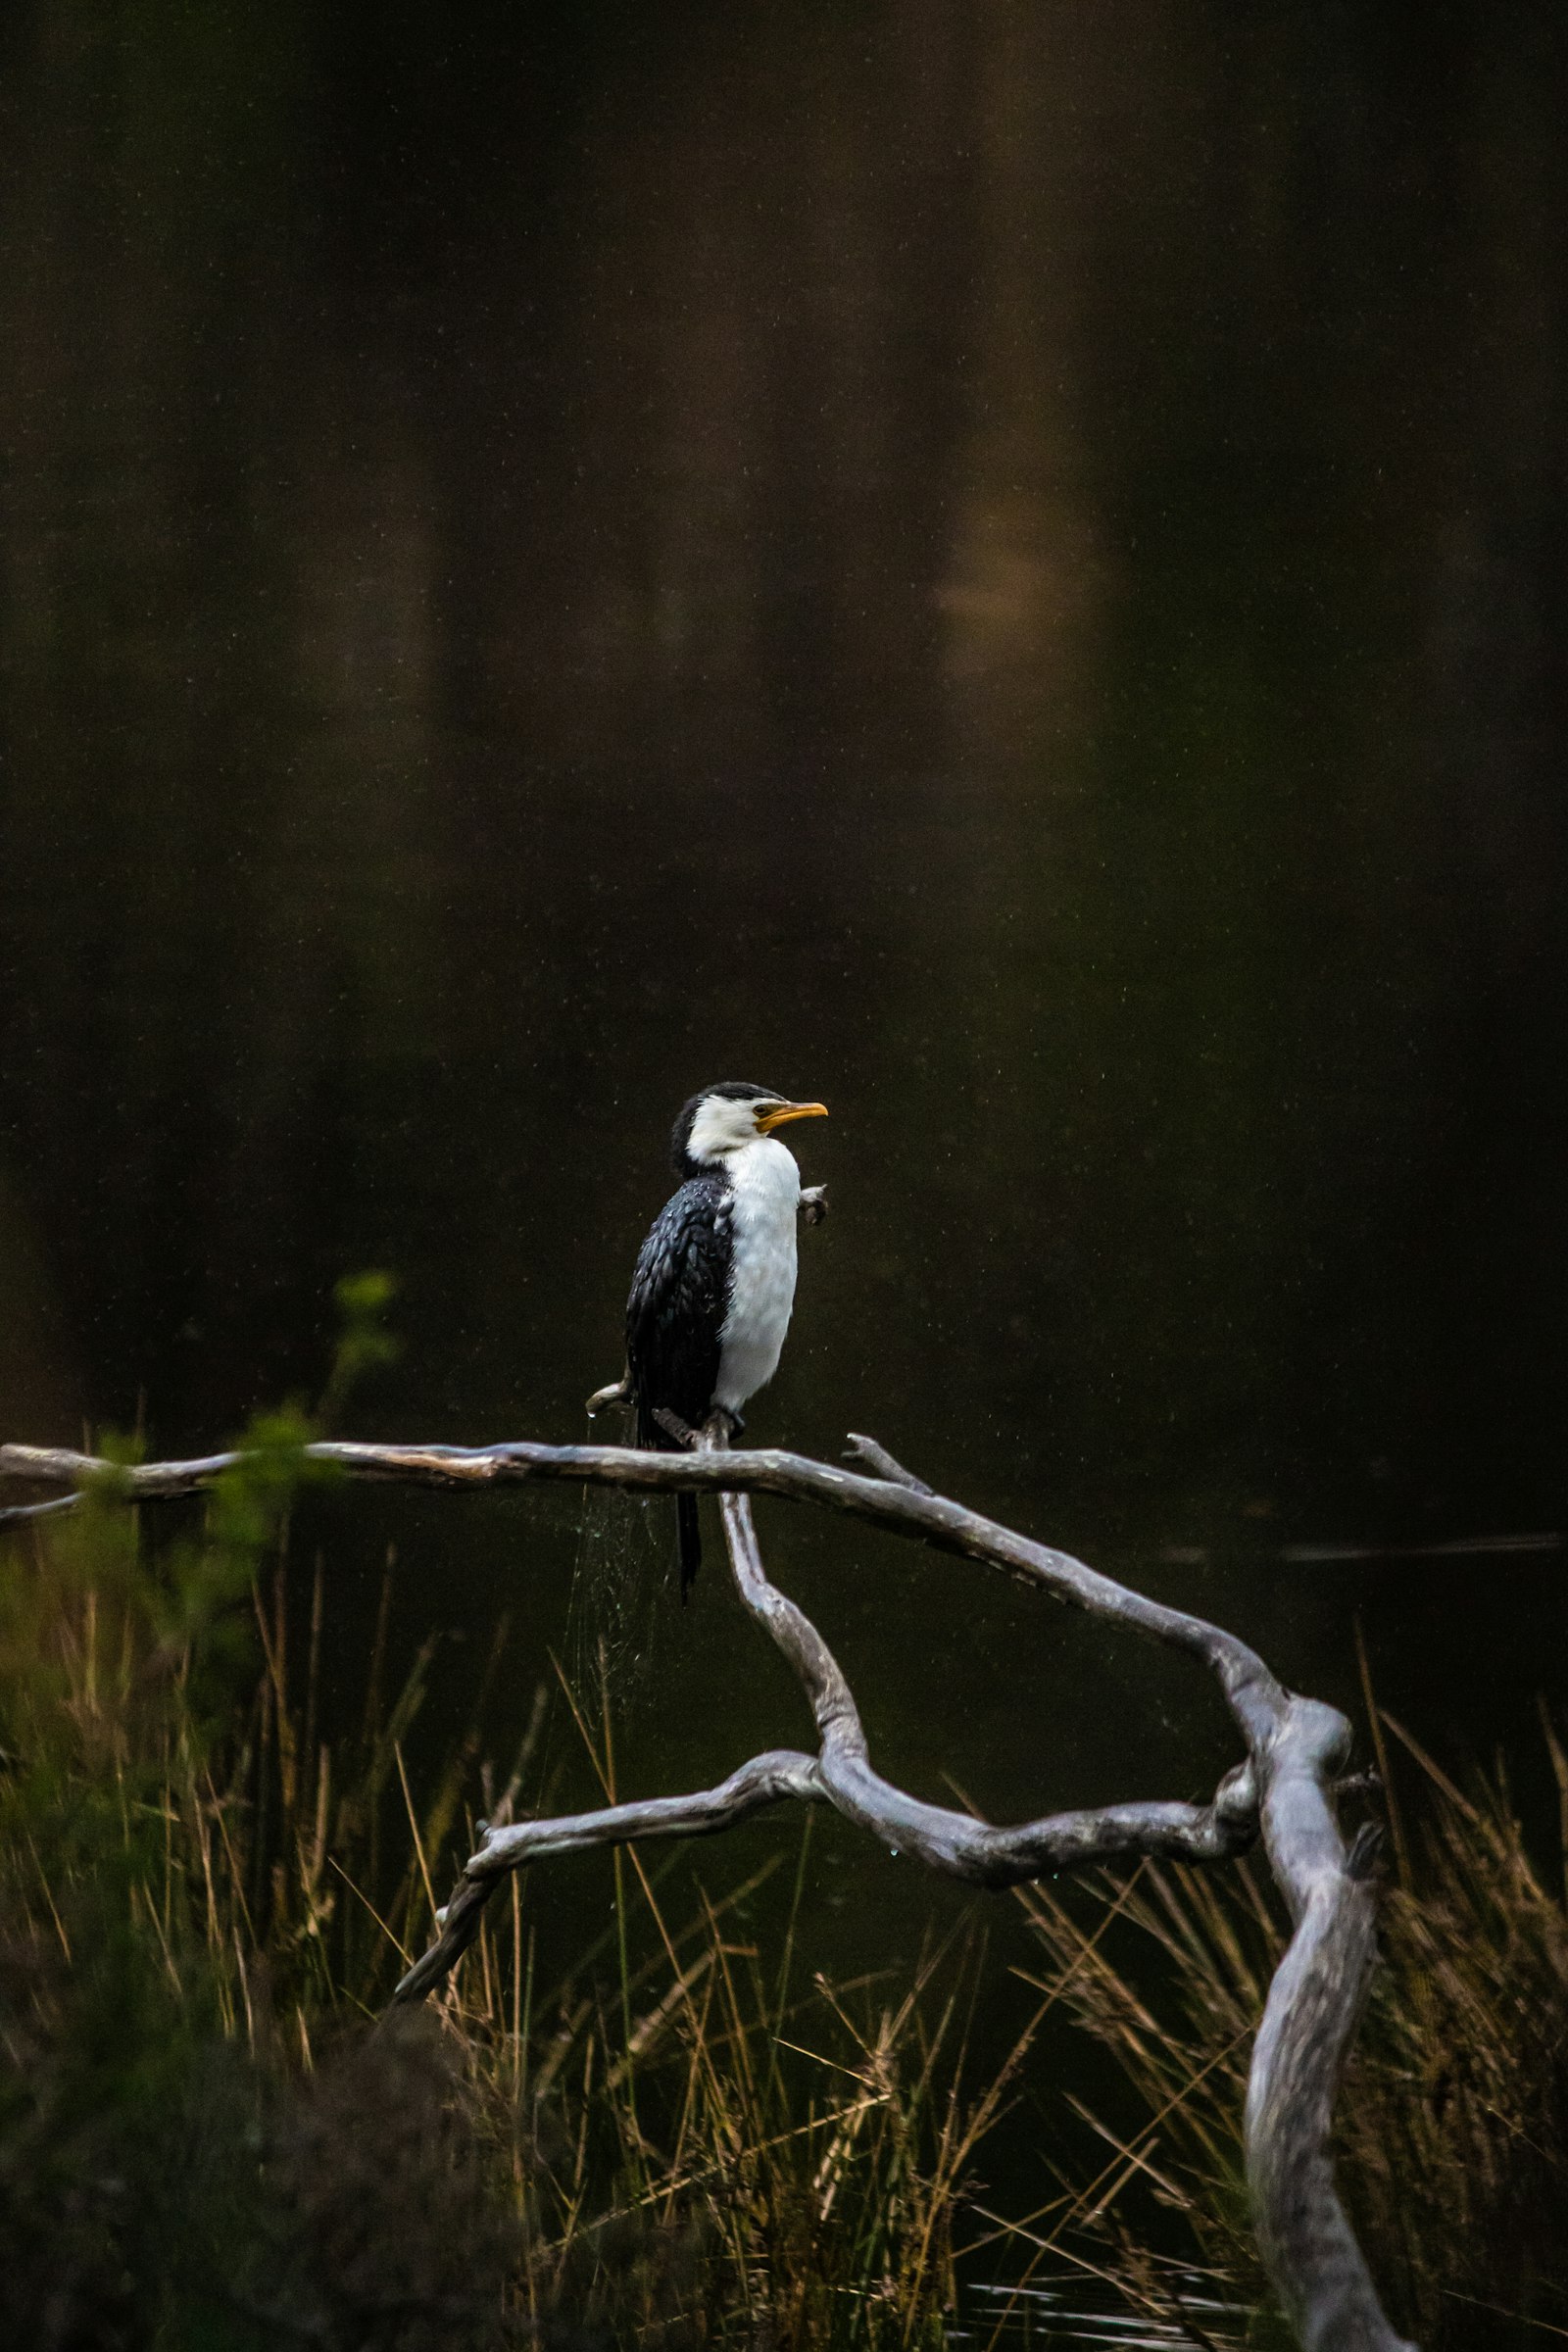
[2,0,1566,1963]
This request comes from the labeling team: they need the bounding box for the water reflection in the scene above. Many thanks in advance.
[964,2267,1246,2346]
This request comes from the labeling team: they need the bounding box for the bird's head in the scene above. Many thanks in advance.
[672,1083,829,1173]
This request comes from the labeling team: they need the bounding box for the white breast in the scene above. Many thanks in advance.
[714,1137,802,1414]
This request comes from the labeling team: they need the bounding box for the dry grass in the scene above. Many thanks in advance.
[0,1424,1031,2348]
[13,1299,1552,2345]
[1002,1708,1568,2350]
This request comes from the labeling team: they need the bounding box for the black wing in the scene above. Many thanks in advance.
[624,1174,731,1451]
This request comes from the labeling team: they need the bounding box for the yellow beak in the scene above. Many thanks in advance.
[756,1100,829,1133]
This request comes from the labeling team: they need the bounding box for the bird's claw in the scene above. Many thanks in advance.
[653,1406,700,1449]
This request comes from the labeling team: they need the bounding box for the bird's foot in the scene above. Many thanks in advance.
[585,1373,632,1417]
[691,1408,742,1451]
[652,1406,700,1449]
[799,1184,829,1227]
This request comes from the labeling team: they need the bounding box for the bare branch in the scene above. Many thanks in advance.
[392,1428,1258,2003]
[1249,1817,1396,2350]
[843,1433,933,1494]
[706,1428,1257,1886]
[1,1425,1416,2347]
[393,1748,823,2004]
[0,1492,80,1527]
[394,1504,1257,2027]
[0,1437,1285,1737]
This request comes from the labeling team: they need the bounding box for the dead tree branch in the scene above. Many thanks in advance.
[1,1429,1416,2349]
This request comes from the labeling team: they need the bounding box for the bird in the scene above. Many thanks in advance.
[621,1082,828,1596]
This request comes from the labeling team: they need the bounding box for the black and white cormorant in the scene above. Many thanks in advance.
[622,1082,828,1595]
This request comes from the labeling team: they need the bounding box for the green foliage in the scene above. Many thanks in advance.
[317,1271,402,1431]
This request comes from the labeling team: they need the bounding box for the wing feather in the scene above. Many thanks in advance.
[625,1176,731,1450]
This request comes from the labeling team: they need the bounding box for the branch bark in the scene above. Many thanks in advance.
[1,1429,1416,2349]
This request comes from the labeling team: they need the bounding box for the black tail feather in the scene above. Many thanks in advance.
[676,1491,701,1599]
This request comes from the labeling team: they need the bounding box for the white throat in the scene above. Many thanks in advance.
[713,1137,802,1414]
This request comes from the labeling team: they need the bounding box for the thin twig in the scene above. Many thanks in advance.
[843,1434,933,1495]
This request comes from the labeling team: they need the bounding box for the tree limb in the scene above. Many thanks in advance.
[0,1427,1415,2348]
[0,1437,1284,1726]
[843,1432,933,1494]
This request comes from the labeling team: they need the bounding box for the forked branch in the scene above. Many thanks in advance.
[0,1429,1415,2350]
